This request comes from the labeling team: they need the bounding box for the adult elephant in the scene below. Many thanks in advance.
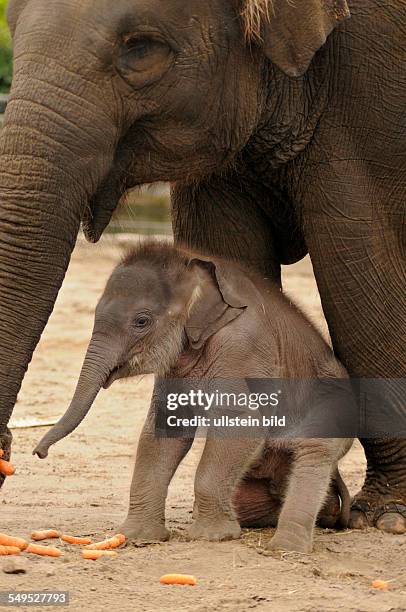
[0,0,405,533]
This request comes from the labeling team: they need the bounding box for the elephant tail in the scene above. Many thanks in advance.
[333,466,351,529]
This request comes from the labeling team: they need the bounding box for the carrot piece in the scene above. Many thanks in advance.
[0,533,28,551]
[0,546,21,556]
[371,580,389,590]
[82,550,118,560]
[26,544,62,557]
[160,574,197,586]
[31,530,60,541]
[84,534,125,550]
[61,535,92,545]
[0,450,4,458]
[0,459,15,476]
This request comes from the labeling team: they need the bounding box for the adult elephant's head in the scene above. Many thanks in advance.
[0,0,349,463]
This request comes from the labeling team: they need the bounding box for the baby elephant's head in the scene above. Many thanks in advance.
[98,244,200,386]
[34,241,248,458]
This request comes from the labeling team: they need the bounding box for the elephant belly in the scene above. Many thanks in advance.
[233,445,292,528]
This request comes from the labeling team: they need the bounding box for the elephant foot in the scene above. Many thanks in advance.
[188,516,241,541]
[267,529,312,554]
[349,439,406,534]
[0,428,13,488]
[119,518,170,543]
[349,496,406,534]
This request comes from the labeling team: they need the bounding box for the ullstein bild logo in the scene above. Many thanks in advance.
[166,413,286,428]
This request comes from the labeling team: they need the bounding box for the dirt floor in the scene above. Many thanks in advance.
[1,237,405,612]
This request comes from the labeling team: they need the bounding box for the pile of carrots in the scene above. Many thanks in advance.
[0,531,198,584]
[0,531,126,560]
[0,453,126,560]
[0,454,197,584]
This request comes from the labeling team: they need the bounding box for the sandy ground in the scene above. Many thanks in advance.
[1,237,405,612]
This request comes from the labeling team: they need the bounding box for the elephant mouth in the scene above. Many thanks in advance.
[103,362,130,389]
[103,348,146,389]
[82,149,139,243]
[82,184,123,244]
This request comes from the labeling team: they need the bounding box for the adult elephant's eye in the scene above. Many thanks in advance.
[123,37,170,69]
[117,35,174,89]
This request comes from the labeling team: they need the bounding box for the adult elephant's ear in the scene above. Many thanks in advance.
[185,258,249,350]
[243,0,350,77]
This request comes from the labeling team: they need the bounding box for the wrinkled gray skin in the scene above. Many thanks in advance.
[34,242,353,553]
[0,0,405,532]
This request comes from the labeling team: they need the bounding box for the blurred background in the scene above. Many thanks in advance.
[0,0,12,94]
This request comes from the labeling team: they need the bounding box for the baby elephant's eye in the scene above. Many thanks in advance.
[134,314,152,329]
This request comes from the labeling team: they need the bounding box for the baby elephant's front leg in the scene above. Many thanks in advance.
[189,437,264,541]
[269,444,333,553]
[120,399,193,542]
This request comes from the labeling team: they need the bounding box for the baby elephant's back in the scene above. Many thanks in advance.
[232,266,347,380]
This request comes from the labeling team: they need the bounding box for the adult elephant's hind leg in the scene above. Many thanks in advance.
[351,437,406,534]
[304,202,406,534]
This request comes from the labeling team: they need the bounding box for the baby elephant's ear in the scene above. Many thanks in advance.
[258,0,350,77]
[185,259,248,350]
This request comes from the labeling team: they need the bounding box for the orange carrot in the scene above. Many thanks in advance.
[371,580,389,590]
[84,534,125,550]
[82,550,118,560]
[0,459,15,476]
[159,574,197,586]
[0,533,28,551]
[61,535,92,545]
[0,546,21,556]
[26,543,62,557]
[0,450,4,458]
[31,530,60,541]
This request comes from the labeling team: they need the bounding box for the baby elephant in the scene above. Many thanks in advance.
[35,241,353,553]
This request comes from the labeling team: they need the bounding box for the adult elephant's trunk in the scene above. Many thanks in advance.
[0,54,117,451]
[33,334,120,458]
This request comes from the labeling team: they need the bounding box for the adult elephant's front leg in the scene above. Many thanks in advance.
[0,428,12,488]
[303,193,406,534]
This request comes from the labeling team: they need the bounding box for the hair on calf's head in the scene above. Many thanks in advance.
[121,240,190,274]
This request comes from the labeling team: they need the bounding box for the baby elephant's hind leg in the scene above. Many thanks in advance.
[269,446,333,553]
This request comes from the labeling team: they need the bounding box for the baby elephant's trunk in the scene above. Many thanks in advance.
[33,337,119,458]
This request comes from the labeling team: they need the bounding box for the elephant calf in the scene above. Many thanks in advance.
[34,241,353,553]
